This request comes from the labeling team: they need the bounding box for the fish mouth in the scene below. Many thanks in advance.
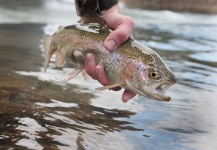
[142,81,176,102]
[152,82,174,101]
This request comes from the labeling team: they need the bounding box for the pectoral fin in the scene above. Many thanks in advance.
[65,67,83,81]
[95,83,124,91]
[82,70,91,80]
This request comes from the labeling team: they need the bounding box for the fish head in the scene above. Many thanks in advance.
[123,41,176,101]
[139,63,176,102]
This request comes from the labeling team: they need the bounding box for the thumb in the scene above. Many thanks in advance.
[104,16,135,51]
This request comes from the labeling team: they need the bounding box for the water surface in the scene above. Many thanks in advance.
[0,0,217,150]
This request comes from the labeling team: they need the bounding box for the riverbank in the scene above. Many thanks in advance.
[121,0,217,14]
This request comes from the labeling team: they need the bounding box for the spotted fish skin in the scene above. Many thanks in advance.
[43,10,176,102]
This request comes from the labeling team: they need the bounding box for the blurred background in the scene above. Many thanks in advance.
[1,0,217,24]
[0,0,217,150]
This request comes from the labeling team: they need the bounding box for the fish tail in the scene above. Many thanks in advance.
[43,34,53,72]
[75,0,99,17]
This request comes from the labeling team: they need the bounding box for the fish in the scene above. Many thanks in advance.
[43,0,176,102]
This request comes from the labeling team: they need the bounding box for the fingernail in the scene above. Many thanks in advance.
[86,54,94,66]
[105,40,116,51]
[122,95,128,103]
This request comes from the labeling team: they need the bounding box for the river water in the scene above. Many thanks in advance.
[0,0,217,150]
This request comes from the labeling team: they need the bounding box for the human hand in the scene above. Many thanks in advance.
[101,4,135,51]
[84,4,136,102]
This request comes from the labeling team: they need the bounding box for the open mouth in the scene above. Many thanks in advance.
[152,82,175,101]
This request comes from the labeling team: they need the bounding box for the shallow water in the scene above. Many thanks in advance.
[0,0,217,150]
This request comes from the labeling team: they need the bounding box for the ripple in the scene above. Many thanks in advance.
[189,51,217,63]
[1,5,217,149]
[35,99,78,108]
[15,117,47,150]
[142,40,182,51]
[169,39,214,51]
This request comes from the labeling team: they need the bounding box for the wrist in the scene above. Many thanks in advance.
[101,4,121,17]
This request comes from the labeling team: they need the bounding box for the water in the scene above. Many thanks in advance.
[0,0,217,150]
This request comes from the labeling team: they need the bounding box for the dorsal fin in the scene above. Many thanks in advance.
[75,0,100,17]
[74,0,109,34]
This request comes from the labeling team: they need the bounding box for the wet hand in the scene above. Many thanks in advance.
[101,4,135,51]
[84,54,136,102]
[84,4,136,102]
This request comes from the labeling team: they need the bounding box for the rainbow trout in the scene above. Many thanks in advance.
[43,0,176,101]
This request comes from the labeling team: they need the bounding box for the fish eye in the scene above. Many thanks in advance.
[149,71,161,80]
[152,72,156,77]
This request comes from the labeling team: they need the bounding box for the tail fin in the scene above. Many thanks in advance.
[75,0,99,17]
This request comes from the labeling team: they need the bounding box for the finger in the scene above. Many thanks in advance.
[95,65,110,85]
[84,54,97,80]
[122,90,137,103]
[104,16,135,51]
